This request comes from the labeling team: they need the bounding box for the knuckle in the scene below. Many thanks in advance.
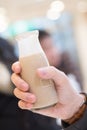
[50,66,57,77]
[50,66,55,70]
[60,71,66,76]
[11,73,15,81]
[18,100,22,108]
[11,63,14,71]
[13,88,17,96]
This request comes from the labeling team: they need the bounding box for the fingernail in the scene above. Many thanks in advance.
[38,68,47,76]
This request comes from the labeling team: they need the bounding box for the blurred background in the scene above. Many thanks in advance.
[0,0,87,91]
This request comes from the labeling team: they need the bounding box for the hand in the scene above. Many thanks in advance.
[11,62,84,120]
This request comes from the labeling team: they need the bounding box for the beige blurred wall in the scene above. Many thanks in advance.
[0,0,87,90]
[74,13,87,91]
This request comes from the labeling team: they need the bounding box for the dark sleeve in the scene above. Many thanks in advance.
[61,108,87,130]
[0,92,19,116]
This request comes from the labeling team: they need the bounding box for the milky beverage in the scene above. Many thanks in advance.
[16,30,58,110]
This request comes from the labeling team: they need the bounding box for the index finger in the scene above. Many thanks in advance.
[12,61,21,74]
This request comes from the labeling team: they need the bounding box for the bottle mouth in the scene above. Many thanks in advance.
[15,30,39,42]
[16,30,43,58]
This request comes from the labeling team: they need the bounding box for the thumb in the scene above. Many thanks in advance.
[37,66,67,85]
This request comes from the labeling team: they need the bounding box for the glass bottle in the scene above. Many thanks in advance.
[16,30,58,110]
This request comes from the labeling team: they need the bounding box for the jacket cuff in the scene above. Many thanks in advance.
[61,108,87,130]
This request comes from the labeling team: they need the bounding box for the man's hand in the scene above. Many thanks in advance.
[11,62,84,120]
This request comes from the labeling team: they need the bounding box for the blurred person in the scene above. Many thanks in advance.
[38,30,83,90]
[11,63,87,130]
[0,37,61,130]
[0,37,27,130]
[0,37,21,130]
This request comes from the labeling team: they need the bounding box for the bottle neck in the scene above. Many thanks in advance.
[17,32,43,58]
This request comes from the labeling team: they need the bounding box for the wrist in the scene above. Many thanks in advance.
[64,93,87,124]
[64,94,85,120]
[70,94,85,117]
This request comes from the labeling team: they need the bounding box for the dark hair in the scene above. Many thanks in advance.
[0,37,18,73]
[39,30,50,41]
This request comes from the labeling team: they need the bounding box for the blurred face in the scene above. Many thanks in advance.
[40,36,61,67]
